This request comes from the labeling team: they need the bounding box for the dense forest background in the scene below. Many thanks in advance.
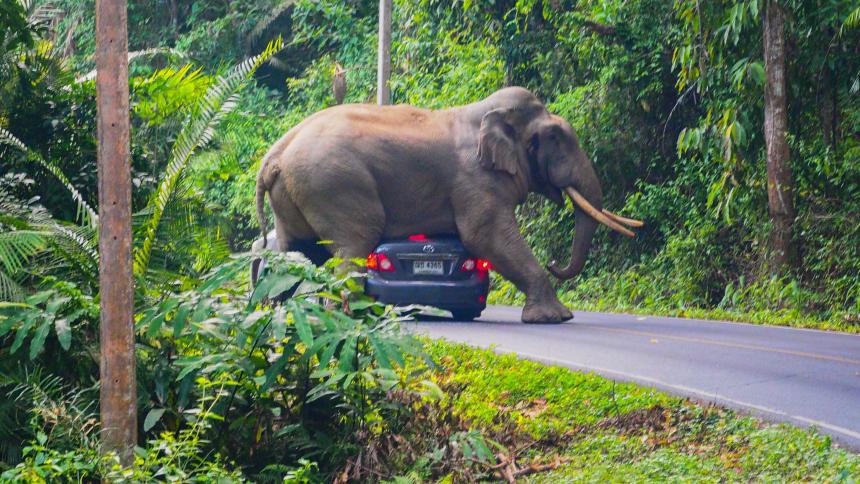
[2,0,860,480]
[4,0,859,328]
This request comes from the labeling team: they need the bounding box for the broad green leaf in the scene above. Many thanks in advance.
[343,371,357,388]
[261,343,296,392]
[348,299,377,311]
[305,333,337,358]
[45,297,70,314]
[242,310,267,329]
[294,280,324,297]
[172,303,191,337]
[318,338,342,369]
[339,336,357,372]
[10,319,33,354]
[249,275,277,307]
[146,313,166,339]
[191,298,213,323]
[29,320,52,359]
[143,408,166,431]
[55,317,71,350]
[0,311,25,337]
[267,274,301,299]
[293,306,313,347]
[748,62,765,85]
[420,380,445,401]
[270,312,286,341]
[369,335,392,369]
[25,291,54,306]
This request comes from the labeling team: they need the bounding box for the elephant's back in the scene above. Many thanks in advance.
[269,104,460,236]
[296,103,451,142]
[274,103,456,179]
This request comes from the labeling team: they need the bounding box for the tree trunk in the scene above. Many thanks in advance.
[763,0,795,271]
[170,0,179,41]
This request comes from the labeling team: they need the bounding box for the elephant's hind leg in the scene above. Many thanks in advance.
[287,239,331,266]
[297,192,385,270]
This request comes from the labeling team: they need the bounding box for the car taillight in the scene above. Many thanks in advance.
[461,258,491,272]
[407,233,428,241]
[367,252,395,272]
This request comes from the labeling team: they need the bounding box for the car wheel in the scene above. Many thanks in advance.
[451,310,482,321]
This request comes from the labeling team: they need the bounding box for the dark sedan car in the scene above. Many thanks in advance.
[251,232,490,320]
[364,234,490,320]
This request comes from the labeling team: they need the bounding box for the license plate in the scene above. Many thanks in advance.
[413,260,444,275]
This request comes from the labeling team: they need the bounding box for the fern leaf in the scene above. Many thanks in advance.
[75,47,188,84]
[0,231,47,274]
[133,37,284,277]
[0,127,98,229]
[840,7,860,37]
[0,271,25,302]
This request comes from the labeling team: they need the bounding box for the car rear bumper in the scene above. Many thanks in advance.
[365,277,489,311]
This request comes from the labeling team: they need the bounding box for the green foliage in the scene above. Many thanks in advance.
[428,339,672,439]
[134,37,284,279]
[0,279,96,359]
[1,380,247,482]
[131,251,425,476]
[428,340,860,481]
[3,0,860,479]
[1,127,98,229]
[132,64,212,126]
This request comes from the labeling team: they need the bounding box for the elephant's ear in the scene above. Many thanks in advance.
[477,109,522,177]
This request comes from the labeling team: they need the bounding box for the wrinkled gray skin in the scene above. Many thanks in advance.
[256,87,603,323]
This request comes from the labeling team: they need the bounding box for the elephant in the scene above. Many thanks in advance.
[255,87,641,323]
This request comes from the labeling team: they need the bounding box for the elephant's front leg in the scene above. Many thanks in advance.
[457,210,572,323]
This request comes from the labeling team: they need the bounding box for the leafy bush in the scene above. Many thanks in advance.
[132,251,427,477]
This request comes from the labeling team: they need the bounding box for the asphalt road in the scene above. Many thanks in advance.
[406,305,860,451]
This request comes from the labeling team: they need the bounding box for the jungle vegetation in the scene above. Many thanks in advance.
[1,0,859,481]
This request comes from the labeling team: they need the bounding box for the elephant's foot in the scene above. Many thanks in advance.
[522,299,573,324]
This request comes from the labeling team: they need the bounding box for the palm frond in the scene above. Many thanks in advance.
[75,47,189,84]
[42,223,98,285]
[133,37,284,277]
[846,7,860,28]
[0,231,47,275]
[840,7,860,36]
[0,205,48,301]
[0,127,98,229]
[0,365,99,459]
[0,187,98,295]
[248,1,298,46]
[0,271,25,302]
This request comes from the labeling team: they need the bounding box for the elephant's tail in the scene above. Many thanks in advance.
[256,164,269,249]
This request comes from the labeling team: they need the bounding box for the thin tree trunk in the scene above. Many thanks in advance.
[763,0,795,271]
[170,0,179,41]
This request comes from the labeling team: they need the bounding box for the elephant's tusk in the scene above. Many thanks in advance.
[565,187,636,238]
[601,209,644,228]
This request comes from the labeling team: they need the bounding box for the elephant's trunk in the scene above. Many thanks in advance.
[547,203,599,280]
[548,185,643,280]
[547,174,603,280]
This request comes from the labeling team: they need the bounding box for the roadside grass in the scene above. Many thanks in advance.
[425,340,860,482]
[488,280,860,334]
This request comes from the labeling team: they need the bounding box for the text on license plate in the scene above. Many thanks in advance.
[413,260,444,275]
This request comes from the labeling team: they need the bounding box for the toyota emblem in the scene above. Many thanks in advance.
[422,244,435,253]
